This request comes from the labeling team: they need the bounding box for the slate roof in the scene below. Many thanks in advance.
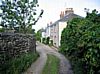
[41,28,46,32]
[50,13,83,27]
[59,13,83,22]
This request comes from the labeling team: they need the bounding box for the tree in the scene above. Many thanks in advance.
[36,29,42,41]
[0,0,43,33]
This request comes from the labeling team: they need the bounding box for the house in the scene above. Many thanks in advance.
[41,29,46,38]
[41,8,82,48]
[50,8,82,48]
[45,24,50,37]
[41,28,46,42]
[41,23,51,43]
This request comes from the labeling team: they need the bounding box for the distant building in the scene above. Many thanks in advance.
[41,29,46,38]
[41,23,51,42]
[42,8,82,48]
[45,24,50,37]
[41,28,46,42]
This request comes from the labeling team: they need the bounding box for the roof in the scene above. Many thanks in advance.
[59,13,83,22]
[50,20,59,27]
[50,13,83,27]
[41,28,46,32]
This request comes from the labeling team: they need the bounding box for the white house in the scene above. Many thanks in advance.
[45,24,50,37]
[41,29,46,38]
[41,8,82,48]
[41,23,51,42]
[41,28,46,42]
[50,8,82,48]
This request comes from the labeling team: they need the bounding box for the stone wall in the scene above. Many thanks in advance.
[0,33,36,65]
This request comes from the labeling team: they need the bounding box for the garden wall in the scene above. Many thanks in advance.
[0,33,36,66]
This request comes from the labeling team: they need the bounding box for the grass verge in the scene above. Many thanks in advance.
[42,54,60,74]
[1,52,39,74]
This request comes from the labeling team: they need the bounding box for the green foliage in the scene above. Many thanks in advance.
[0,27,4,32]
[49,40,53,46]
[42,55,59,74]
[46,37,50,44]
[0,52,39,74]
[42,37,50,44]
[42,38,46,44]
[0,0,43,33]
[60,9,100,74]
[36,29,42,41]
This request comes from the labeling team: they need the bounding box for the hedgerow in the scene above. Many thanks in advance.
[60,9,100,74]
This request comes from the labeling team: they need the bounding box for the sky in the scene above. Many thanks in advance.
[0,0,100,31]
[32,0,100,32]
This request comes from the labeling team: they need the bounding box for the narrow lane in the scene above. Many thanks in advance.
[23,42,47,74]
[42,43,73,74]
[23,42,73,74]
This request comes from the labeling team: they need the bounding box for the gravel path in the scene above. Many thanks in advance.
[23,42,47,74]
[23,42,73,74]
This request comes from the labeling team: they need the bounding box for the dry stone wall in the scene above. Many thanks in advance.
[0,33,36,67]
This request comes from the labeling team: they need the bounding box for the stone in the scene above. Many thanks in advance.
[0,33,36,66]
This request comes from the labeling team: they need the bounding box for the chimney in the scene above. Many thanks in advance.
[60,11,65,19]
[62,11,64,17]
[65,8,74,15]
[50,21,52,25]
[60,11,62,19]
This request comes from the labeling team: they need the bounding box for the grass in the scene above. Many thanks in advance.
[42,54,60,74]
[1,52,39,74]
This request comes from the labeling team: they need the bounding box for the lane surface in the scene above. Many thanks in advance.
[23,42,73,74]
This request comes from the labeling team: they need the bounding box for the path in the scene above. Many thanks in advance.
[23,42,73,74]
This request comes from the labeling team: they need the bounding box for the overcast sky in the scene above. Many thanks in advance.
[0,0,100,31]
[32,0,100,32]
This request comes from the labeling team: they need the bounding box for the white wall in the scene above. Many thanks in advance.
[41,31,46,43]
[49,22,67,48]
[50,25,54,40]
[46,26,50,37]
[53,23,59,47]
[59,22,67,46]
[42,32,46,38]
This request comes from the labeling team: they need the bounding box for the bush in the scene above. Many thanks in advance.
[46,37,50,44]
[49,40,53,46]
[42,38,46,44]
[60,10,100,74]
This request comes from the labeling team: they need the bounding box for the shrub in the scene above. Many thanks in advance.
[49,40,53,46]
[60,10,100,74]
[42,38,46,44]
[46,37,50,44]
